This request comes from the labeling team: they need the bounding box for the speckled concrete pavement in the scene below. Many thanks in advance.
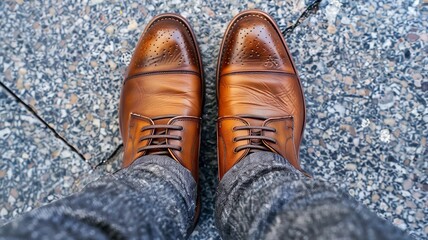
[0,0,427,239]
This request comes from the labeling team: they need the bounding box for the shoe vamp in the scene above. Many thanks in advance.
[120,73,202,141]
[219,73,304,121]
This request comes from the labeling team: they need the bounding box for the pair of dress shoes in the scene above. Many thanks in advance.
[119,9,307,223]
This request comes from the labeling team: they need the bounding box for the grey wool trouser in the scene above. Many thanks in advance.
[0,152,410,240]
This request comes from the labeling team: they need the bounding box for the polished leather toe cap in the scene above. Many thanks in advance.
[219,12,295,75]
[126,15,200,77]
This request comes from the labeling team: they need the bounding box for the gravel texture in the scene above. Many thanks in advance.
[0,89,90,226]
[0,0,427,239]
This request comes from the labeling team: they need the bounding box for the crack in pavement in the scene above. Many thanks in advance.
[94,144,123,169]
[282,0,323,36]
[0,81,125,170]
[0,81,86,161]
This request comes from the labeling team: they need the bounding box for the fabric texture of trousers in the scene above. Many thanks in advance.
[0,153,410,239]
[0,156,197,240]
[216,152,411,240]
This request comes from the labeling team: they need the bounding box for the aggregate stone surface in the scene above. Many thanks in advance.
[0,0,427,239]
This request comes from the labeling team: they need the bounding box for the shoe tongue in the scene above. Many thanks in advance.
[146,117,173,156]
[240,116,270,153]
[243,117,264,127]
[153,118,170,125]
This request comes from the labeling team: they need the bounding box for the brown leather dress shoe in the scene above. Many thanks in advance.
[119,13,203,191]
[217,10,307,179]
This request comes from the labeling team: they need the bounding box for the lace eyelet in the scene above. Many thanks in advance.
[232,127,236,131]
[179,147,183,152]
[233,137,237,142]
[178,136,182,140]
[233,148,238,153]
[179,126,184,130]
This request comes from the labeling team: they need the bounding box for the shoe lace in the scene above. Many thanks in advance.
[232,115,277,153]
[137,116,183,155]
